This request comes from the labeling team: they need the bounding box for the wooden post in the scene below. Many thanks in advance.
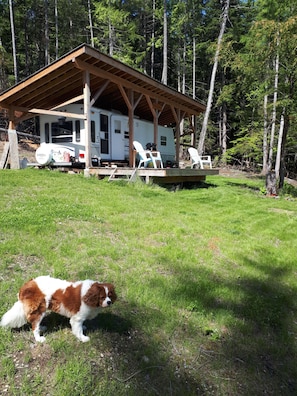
[153,114,158,147]
[128,89,134,167]
[8,129,20,169]
[83,70,91,170]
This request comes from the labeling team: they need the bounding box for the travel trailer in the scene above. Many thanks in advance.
[35,104,175,167]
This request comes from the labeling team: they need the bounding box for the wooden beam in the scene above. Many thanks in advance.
[90,80,110,107]
[128,90,135,167]
[144,95,163,145]
[118,84,132,111]
[28,108,86,119]
[73,58,203,116]
[52,94,84,109]
[83,70,92,169]
[133,93,143,110]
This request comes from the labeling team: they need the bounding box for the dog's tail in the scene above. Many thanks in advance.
[1,300,27,329]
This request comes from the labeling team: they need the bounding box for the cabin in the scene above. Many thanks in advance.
[0,44,219,183]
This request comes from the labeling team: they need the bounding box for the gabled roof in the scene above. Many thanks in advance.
[0,44,205,126]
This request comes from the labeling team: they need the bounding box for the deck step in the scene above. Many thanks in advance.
[108,167,138,182]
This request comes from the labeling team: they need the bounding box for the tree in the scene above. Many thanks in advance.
[161,0,167,85]
[198,0,230,155]
[9,0,17,83]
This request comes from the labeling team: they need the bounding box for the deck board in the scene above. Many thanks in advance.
[89,167,219,184]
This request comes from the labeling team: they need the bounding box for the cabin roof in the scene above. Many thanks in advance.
[0,44,205,126]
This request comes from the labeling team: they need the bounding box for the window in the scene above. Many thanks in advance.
[51,121,73,143]
[75,120,80,142]
[160,136,167,146]
[45,123,49,143]
[100,114,108,132]
[100,114,109,154]
[114,120,121,134]
[91,121,96,143]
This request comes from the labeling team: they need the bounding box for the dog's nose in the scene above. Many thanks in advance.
[107,300,112,306]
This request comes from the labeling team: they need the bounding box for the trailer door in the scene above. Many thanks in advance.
[110,116,126,160]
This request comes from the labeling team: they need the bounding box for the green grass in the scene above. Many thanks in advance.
[1,169,297,395]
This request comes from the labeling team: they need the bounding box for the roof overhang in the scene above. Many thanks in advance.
[0,44,205,127]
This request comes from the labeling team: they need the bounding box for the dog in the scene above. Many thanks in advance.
[0,276,116,342]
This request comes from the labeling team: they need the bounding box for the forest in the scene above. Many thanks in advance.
[0,0,297,180]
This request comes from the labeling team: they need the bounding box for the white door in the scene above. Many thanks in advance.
[111,116,126,160]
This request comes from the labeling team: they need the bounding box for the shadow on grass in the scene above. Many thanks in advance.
[162,181,218,191]
[225,180,261,192]
[17,308,206,394]
[87,308,206,394]
[163,251,297,395]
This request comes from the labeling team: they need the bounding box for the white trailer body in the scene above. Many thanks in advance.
[37,104,175,166]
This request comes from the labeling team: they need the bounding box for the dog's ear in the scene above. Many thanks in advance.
[106,283,117,303]
[83,283,104,307]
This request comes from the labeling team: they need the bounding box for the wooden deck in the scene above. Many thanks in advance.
[88,166,219,184]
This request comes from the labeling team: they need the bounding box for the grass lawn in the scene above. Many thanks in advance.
[0,168,297,395]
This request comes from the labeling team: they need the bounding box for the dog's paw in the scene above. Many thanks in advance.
[80,335,90,342]
[35,335,46,343]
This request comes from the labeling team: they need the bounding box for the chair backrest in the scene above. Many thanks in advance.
[188,147,200,161]
[133,141,144,152]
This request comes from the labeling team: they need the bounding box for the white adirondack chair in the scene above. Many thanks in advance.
[188,147,212,169]
[133,141,163,168]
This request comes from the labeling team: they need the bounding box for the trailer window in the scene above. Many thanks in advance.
[51,121,73,143]
[45,123,50,143]
[100,114,108,132]
[114,120,121,134]
[100,114,109,154]
[75,120,80,142]
[160,136,167,146]
[91,121,95,143]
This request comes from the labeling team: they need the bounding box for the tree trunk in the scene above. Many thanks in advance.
[191,36,196,146]
[108,19,114,56]
[198,0,230,155]
[266,171,277,196]
[161,0,167,85]
[55,0,59,59]
[262,92,268,174]
[267,34,280,171]
[45,0,50,65]
[9,0,18,83]
[275,108,285,180]
[150,0,156,78]
[221,101,227,156]
[279,113,289,189]
[88,0,94,47]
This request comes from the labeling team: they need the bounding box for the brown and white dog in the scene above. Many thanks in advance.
[0,276,117,342]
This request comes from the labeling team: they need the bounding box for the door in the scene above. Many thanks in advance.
[111,116,126,160]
